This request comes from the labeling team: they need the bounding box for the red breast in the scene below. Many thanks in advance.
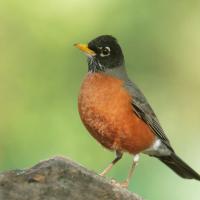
[78,72,156,154]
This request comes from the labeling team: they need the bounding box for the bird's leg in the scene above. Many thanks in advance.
[99,151,123,176]
[120,154,140,188]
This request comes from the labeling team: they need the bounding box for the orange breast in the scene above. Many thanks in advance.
[78,72,155,154]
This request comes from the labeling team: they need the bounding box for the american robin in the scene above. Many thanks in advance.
[74,35,200,187]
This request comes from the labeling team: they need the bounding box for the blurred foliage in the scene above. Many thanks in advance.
[0,0,200,199]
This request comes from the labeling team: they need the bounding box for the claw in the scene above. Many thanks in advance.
[111,179,129,188]
[119,180,129,188]
[99,172,104,176]
[111,178,118,184]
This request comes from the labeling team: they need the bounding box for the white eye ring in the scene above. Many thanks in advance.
[100,46,111,57]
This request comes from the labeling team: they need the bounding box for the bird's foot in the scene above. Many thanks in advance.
[111,179,129,188]
[99,172,105,176]
[118,180,129,188]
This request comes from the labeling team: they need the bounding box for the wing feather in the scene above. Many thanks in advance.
[124,80,174,151]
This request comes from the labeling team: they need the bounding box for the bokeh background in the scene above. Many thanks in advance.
[0,0,200,199]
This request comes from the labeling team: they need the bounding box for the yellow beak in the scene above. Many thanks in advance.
[74,43,96,56]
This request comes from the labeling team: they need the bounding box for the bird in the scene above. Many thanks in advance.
[74,35,200,187]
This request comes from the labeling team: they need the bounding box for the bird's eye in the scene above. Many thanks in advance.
[100,47,111,57]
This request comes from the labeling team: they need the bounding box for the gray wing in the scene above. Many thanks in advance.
[124,80,174,152]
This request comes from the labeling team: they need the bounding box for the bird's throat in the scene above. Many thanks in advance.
[87,57,105,72]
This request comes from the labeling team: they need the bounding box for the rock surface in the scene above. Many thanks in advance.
[0,156,143,200]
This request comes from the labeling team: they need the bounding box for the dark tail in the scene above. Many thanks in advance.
[157,153,200,180]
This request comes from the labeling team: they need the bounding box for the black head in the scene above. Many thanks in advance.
[75,35,124,72]
[87,35,124,72]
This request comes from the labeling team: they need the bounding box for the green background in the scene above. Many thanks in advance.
[0,0,200,199]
